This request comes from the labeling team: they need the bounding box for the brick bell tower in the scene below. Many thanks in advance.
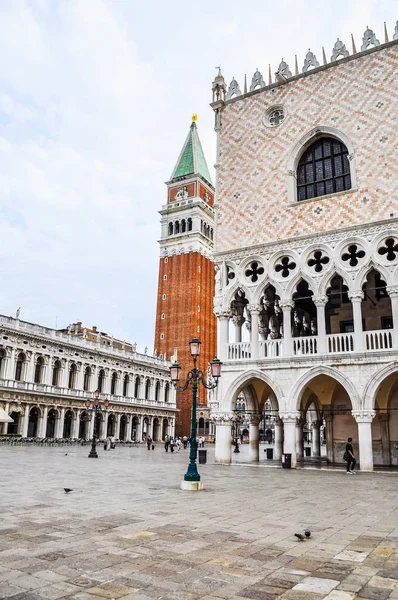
[154,115,217,437]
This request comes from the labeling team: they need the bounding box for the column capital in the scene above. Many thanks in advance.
[280,301,295,312]
[215,309,232,319]
[212,412,238,423]
[352,410,376,423]
[279,411,301,424]
[248,304,262,315]
[387,285,398,298]
[348,291,364,302]
[314,295,328,307]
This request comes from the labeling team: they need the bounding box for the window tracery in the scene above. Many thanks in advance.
[297,137,351,201]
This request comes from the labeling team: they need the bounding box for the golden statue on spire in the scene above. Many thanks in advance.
[192,114,198,123]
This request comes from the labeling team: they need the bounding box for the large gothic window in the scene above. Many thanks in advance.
[297,137,351,201]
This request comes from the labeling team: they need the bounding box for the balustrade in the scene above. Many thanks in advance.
[327,332,354,353]
[365,329,393,351]
[293,336,318,356]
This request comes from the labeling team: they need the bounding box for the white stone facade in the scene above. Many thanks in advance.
[0,315,176,442]
[210,34,398,471]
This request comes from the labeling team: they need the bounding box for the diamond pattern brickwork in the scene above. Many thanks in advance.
[216,45,398,252]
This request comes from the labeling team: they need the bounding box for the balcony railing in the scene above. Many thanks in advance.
[226,328,395,361]
[0,379,176,410]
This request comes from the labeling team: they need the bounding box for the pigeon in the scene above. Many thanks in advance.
[64,488,73,493]
[65,453,68,456]
[295,533,305,541]
[304,529,311,538]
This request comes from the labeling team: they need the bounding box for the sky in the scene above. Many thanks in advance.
[0,0,396,352]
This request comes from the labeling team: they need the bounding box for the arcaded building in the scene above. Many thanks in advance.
[0,315,176,441]
[211,23,398,469]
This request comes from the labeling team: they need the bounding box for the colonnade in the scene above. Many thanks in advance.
[214,409,376,471]
[1,401,175,442]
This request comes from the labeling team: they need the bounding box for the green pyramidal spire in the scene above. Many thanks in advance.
[170,118,213,187]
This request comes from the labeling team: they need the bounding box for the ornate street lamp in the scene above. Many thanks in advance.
[170,337,222,490]
[86,389,109,458]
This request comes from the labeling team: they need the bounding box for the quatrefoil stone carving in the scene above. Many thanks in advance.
[245,262,264,283]
[307,250,330,273]
[227,266,235,285]
[275,256,297,278]
[378,238,398,262]
[342,244,366,267]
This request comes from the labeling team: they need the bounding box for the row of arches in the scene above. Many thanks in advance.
[5,404,174,442]
[0,350,171,402]
[200,220,214,241]
[168,218,193,236]
[215,363,398,469]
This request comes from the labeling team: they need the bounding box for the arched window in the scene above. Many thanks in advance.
[123,374,129,397]
[155,381,160,402]
[83,366,91,391]
[168,222,173,236]
[52,360,61,386]
[297,137,351,201]
[145,378,150,400]
[164,382,170,403]
[111,372,118,395]
[15,352,25,381]
[134,376,140,398]
[34,356,44,384]
[181,219,186,233]
[175,221,180,234]
[210,228,214,241]
[187,218,192,231]
[68,363,77,389]
[98,369,105,392]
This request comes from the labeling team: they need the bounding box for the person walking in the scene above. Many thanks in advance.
[164,435,169,452]
[146,435,152,451]
[345,437,356,474]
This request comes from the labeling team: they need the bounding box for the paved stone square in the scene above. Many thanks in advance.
[1,445,398,600]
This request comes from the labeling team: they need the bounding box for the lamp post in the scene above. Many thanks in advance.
[86,389,109,458]
[170,337,222,491]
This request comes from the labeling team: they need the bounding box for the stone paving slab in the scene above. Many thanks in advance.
[1,446,398,600]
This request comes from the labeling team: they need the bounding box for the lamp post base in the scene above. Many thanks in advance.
[180,480,204,491]
[88,450,98,458]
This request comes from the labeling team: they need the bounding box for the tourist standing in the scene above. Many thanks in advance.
[346,437,356,474]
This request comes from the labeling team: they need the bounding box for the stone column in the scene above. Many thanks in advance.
[88,414,95,440]
[348,291,365,351]
[352,410,375,471]
[39,406,48,438]
[214,414,233,464]
[73,409,81,438]
[126,416,132,441]
[280,302,294,357]
[26,352,35,383]
[103,412,109,438]
[280,412,300,468]
[379,413,391,466]
[233,315,243,343]
[274,418,283,461]
[5,348,16,380]
[249,305,261,359]
[45,357,53,385]
[249,414,261,462]
[314,296,327,353]
[75,364,84,391]
[2,402,10,434]
[22,404,30,437]
[136,416,142,441]
[56,407,66,438]
[311,420,321,457]
[324,412,334,463]
[387,286,398,348]
[116,413,121,439]
[218,312,230,361]
[295,418,304,458]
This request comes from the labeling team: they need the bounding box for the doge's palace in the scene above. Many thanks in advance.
[210,23,398,470]
[0,315,176,442]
